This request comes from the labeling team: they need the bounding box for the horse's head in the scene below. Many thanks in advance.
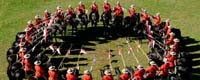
[91,13,96,20]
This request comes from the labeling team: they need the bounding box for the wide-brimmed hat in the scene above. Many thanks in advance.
[19,42,26,47]
[169,32,175,36]
[27,20,32,24]
[67,68,73,74]
[130,4,135,8]
[49,66,56,70]
[57,6,61,10]
[24,54,31,59]
[169,45,174,49]
[122,68,129,74]
[137,65,144,70]
[35,15,40,19]
[173,38,180,42]
[104,69,112,75]
[149,61,156,65]
[18,34,25,38]
[84,70,91,74]
[170,52,176,56]
[34,60,41,65]
[19,48,26,52]
[163,58,169,63]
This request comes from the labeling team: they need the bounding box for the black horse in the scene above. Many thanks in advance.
[7,62,25,80]
[101,12,112,36]
[64,14,78,35]
[89,12,99,27]
[78,13,89,30]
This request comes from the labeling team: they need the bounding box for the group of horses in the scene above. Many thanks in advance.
[6,5,191,80]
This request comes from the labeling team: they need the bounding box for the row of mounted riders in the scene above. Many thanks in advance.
[6,1,191,80]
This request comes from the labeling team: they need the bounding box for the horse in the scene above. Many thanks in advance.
[7,62,25,80]
[64,14,78,35]
[78,13,89,30]
[89,12,99,27]
[112,15,123,28]
[101,12,112,36]
[124,14,139,36]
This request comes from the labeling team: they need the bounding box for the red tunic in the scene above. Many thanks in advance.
[34,18,43,29]
[103,3,111,12]
[91,4,98,12]
[128,8,135,17]
[34,65,44,78]
[103,75,114,80]
[43,12,51,25]
[153,16,161,26]
[82,74,92,80]
[159,63,170,76]
[77,5,85,14]
[55,10,64,20]
[146,65,158,78]
[166,54,177,68]
[173,42,179,52]
[23,59,32,72]
[120,73,130,80]
[134,69,145,80]
[19,52,25,59]
[165,28,172,37]
[66,74,78,80]
[166,36,174,45]
[141,12,148,22]
[114,5,123,16]
[163,22,170,32]
[48,70,59,80]
[66,8,75,17]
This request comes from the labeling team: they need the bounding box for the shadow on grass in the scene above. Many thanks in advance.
[182,36,200,80]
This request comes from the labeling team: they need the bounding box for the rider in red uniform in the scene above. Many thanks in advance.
[101,0,112,20]
[34,60,45,80]
[34,15,43,29]
[82,70,92,80]
[55,6,64,22]
[173,38,180,52]
[145,61,158,79]
[43,9,51,26]
[159,58,170,77]
[153,13,161,27]
[103,69,114,80]
[48,66,59,80]
[166,32,175,45]
[25,20,35,44]
[128,5,136,18]
[166,52,177,68]
[89,1,99,22]
[66,68,78,80]
[23,54,33,75]
[141,9,149,23]
[163,19,170,32]
[113,1,123,17]
[134,65,146,80]
[66,5,76,18]
[120,68,130,80]
[76,1,86,19]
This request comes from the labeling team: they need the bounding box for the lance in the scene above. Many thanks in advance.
[118,45,126,68]
[134,40,150,61]
[58,44,73,69]
[47,42,64,63]
[89,54,96,72]
[126,39,140,65]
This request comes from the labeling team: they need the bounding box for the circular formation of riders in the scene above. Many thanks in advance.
[6,0,191,80]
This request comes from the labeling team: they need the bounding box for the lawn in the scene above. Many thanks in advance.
[0,0,200,80]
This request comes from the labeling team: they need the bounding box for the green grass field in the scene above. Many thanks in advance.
[1,0,200,80]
